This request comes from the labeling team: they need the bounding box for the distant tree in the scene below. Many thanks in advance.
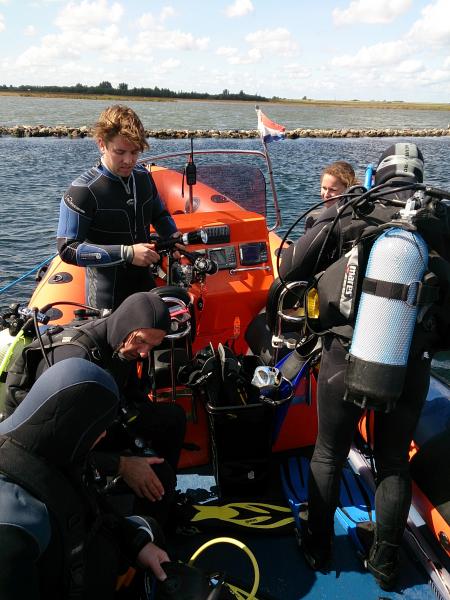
[222,88,229,96]
[98,81,113,90]
[118,82,128,91]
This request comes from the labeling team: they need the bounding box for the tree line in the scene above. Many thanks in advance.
[0,82,270,102]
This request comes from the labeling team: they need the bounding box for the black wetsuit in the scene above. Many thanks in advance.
[279,187,433,552]
[0,358,159,600]
[57,162,177,310]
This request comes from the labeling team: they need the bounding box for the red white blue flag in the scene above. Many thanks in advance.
[256,108,286,143]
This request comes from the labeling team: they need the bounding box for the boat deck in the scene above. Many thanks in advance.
[167,456,438,600]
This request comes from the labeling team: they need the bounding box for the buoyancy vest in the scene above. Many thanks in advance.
[310,198,450,352]
[0,436,94,599]
[5,325,109,415]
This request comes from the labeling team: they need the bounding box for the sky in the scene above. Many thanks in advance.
[0,0,449,103]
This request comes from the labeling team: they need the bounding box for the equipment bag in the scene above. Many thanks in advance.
[179,344,274,499]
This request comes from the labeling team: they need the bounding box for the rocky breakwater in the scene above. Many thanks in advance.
[1,125,449,138]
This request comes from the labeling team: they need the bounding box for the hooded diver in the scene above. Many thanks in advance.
[4,291,186,526]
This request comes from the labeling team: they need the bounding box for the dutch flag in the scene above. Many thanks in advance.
[256,107,286,143]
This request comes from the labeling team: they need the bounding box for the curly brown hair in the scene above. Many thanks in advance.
[320,161,358,189]
[93,105,149,152]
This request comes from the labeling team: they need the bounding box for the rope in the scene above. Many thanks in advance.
[0,255,57,295]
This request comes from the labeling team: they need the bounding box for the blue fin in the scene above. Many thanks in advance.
[336,464,375,555]
[280,455,309,531]
[281,456,375,555]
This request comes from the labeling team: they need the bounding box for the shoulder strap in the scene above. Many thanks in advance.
[39,326,106,365]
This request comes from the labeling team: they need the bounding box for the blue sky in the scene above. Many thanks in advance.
[0,0,449,102]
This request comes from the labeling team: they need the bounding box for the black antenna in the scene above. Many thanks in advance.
[185,137,196,213]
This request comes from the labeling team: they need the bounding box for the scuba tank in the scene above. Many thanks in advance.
[0,305,50,417]
[344,226,429,412]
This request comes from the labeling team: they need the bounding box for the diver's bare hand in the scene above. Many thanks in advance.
[119,455,165,501]
[131,243,160,266]
[137,542,169,581]
[171,231,182,260]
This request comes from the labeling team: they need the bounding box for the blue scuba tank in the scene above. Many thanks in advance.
[344,227,428,411]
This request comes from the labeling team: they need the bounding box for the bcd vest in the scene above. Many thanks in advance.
[5,326,109,415]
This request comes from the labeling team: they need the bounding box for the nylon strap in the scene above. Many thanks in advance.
[362,277,439,305]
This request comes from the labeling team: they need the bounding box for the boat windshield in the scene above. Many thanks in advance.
[140,148,281,230]
[195,163,266,217]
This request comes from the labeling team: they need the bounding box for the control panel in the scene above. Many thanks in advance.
[206,246,237,270]
[239,242,268,266]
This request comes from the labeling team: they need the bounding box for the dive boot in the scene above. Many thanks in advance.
[366,540,400,591]
[299,512,333,572]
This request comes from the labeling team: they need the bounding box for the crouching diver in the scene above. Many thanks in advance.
[4,291,186,528]
[279,143,450,590]
[0,358,169,600]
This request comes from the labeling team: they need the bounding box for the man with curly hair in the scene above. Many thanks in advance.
[57,104,180,310]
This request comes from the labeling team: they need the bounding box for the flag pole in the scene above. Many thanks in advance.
[255,105,282,230]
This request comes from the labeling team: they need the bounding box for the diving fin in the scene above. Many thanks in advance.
[280,455,375,555]
[337,463,376,556]
[280,455,310,535]
[176,500,294,535]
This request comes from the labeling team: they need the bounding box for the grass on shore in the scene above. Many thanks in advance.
[1,90,449,112]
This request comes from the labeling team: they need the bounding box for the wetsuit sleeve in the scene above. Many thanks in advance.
[0,480,50,599]
[99,512,159,564]
[56,184,130,267]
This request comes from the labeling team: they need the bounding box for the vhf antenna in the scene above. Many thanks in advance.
[184,137,196,213]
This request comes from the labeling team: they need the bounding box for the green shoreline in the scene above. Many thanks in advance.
[1,90,449,112]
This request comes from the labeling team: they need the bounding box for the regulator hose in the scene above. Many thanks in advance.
[188,536,260,599]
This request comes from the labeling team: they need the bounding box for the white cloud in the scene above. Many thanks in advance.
[216,46,238,57]
[138,6,176,28]
[160,6,176,21]
[135,29,209,52]
[283,63,310,79]
[407,0,450,47]
[15,22,131,69]
[393,59,422,74]
[24,25,37,37]
[153,57,180,74]
[30,0,65,5]
[217,27,298,65]
[54,0,123,30]
[16,39,78,68]
[136,9,209,52]
[333,0,412,25]
[229,47,262,64]
[138,13,156,29]
[0,13,4,32]
[332,40,411,68]
[225,0,254,18]
[245,27,298,56]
